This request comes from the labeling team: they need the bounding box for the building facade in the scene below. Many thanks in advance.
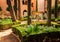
[0,0,36,18]
[0,0,60,18]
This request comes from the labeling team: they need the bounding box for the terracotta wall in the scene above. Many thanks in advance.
[0,0,57,17]
[0,0,36,18]
[0,0,7,11]
[20,0,36,18]
[0,0,57,11]
[38,0,44,12]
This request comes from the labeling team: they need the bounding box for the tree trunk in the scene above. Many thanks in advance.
[55,0,58,19]
[18,0,21,20]
[27,0,31,25]
[36,0,38,12]
[7,0,16,21]
[47,0,51,26]
[14,0,18,19]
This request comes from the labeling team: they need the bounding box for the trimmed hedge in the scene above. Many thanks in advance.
[12,25,60,37]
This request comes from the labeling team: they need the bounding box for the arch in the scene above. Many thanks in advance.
[23,10,27,17]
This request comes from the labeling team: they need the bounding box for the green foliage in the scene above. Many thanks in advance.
[12,24,60,37]
[33,24,39,32]
[25,25,33,34]
[0,18,12,25]
[13,26,28,37]
[57,17,60,21]
[56,17,60,24]
[0,18,13,29]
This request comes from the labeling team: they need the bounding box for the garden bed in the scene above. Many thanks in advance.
[0,18,60,42]
[24,32,60,42]
[12,24,60,42]
[0,18,12,29]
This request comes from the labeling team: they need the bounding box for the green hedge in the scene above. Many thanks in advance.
[0,18,12,25]
[12,24,60,37]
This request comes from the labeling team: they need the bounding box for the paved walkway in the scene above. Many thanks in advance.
[0,29,21,42]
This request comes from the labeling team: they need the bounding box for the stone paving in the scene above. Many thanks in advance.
[0,29,21,42]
